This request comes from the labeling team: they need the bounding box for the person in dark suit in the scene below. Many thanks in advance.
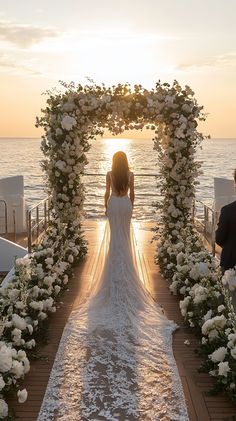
[215,170,236,271]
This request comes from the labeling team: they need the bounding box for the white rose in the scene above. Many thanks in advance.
[61,115,77,131]
[11,360,25,378]
[218,361,230,377]
[17,388,28,403]
[0,375,5,391]
[0,399,8,418]
[68,255,74,264]
[0,345,13,372]
[210,347,227,363]
[230,347,236,359]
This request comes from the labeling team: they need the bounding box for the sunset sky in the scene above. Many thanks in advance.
[0,0,235,138]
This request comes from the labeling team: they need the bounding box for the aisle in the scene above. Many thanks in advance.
[8,220,236,420]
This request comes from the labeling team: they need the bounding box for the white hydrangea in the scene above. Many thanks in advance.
[12,314,27,330]
[0,399,8,418]
[210,347,227,363]
[222,269,236,291]
[61,115,77,131]
[0,344,13,372]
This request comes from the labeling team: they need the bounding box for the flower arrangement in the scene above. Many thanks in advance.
[0,80,208,417]
[159,225,236,401]
[0,220,87,418]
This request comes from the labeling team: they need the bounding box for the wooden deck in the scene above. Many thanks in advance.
[8,220,236,421]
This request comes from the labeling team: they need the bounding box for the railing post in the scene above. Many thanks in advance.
[36,207,39,243]
[27,210,32,253]
[211,211,216,256]
[44,201,47,230]
[203,205,207,236]
[13,209,16,242]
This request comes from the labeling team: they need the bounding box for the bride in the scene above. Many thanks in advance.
[38,152,189,420]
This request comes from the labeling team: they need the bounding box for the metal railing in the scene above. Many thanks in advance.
[194,199,219,256]
[27,196,51,253]
[0,199,8,234]
[84,173,160,177]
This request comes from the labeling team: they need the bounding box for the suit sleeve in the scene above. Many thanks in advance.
[215,207,229,247]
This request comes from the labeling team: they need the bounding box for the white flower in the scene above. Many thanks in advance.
[8,288,20,301]
[169,280,178,295]
[218,361,230,377]
[218,305,225,313]
[38,311,47,320]
[230,347,236,359]
[17,388,28,403]
[43,297,54,311]
[56,127,63,136]
[17,350,27,360]
[12,328,22,341]
[202,314,227,335]
[12,314,27,330]
[0,399,8,418]
[63,275,69,284]
[54,285,61,295]
[25,339,36,349]
[222,269,236,291]
[61,115,77,131]
[210,347,227,363]
[11,360,25,378]
[176,252,185,265]
[203,309,212,322]
[0,375,5,391]
[45,257,54,266]
[208,329,219,341]
[184,339,190,346]
[189,262,210,281]
[30,301,44,311]
[0,344,13,372]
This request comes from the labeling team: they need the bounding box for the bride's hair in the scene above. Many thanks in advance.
[112,151,129,194]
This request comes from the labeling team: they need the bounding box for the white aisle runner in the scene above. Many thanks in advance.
[37,222,189,421]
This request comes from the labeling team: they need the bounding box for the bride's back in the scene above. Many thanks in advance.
[109,170,132,197]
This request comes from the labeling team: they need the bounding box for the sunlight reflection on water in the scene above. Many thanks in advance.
[0,137,235,220]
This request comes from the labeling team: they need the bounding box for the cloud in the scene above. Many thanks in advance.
[178,52,236,71]
[0,55,41,75]
[0,21,60,48]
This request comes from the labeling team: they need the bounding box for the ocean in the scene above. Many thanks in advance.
[0,137,236,220]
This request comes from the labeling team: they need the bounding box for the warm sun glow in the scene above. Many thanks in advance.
[101,138,133,173]
[0,1,236,137]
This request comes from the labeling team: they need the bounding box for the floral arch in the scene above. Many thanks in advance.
[37,80,205,265]
[3,81,236,417]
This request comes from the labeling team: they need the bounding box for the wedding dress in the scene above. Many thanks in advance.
[38,174,189,421]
